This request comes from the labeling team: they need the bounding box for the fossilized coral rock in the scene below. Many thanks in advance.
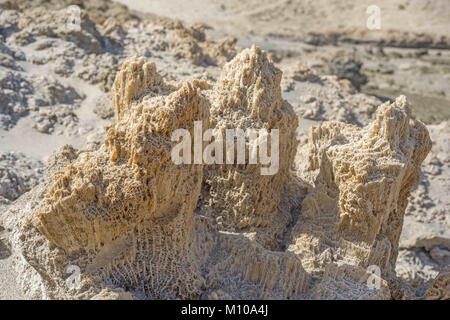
[311,263,391,300]
[201,46,300,250]
[396,120,450,290]
[423,267,450,300]
[2,48,432,300]
[3,56,210,299]
[289,96,432,291]
[0,152,44,205]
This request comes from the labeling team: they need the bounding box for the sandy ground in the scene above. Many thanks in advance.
[116,0,450,46]
[0,226,22,299]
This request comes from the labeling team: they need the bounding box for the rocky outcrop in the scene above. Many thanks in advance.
[1,47,432,300]
[423,267,450,300]
[396,120,450,290]
[289,96,431,298]
[0,152,44,205]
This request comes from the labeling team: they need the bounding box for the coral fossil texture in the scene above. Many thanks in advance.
[290,96,432,299]
[423,267,450,300]
[2,46,432,300]
[201,46,299,250]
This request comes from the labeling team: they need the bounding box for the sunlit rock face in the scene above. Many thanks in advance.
[1,48,432,300]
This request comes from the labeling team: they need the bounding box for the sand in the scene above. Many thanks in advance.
[0,257,23,299]
[116,0,450,47]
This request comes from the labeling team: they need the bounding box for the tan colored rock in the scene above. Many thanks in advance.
[16,7,103,54]
[312,264,391,300]
[1,48,432,300]
[161,19,239,66]
[3,56,210,299]
[200,46,300,250]
[423,268,450,300]
[289,96,432,279]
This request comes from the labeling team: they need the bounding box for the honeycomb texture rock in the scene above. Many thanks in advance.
[1,48,432,300]
[423,267,450,300]
[201,46,300,250]
[289,96,432,281]
[3,56,211,299]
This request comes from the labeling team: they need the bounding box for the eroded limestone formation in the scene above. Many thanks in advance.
[423,267,450,300]
[200,46,300,250]
[1,47,432,300]
[289,96,431,298]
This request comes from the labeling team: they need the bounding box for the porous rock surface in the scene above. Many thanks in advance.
[0,0,239,134]
[395,121,450,292]
[0,152,44,205]
[280,62,381,126]
[1,47,434,300]
[423,267,450,300]
[290,95,432,299]
[200,47,300,250]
